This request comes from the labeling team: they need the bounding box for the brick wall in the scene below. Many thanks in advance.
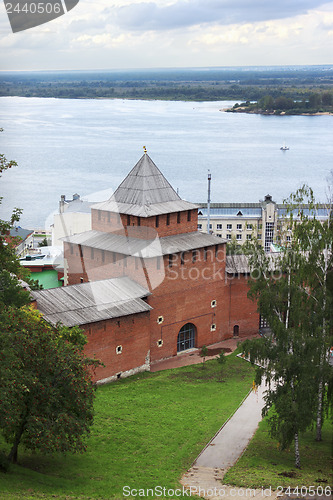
[83,312,151,383]
[225,273,259,338]
[91,208,198,238]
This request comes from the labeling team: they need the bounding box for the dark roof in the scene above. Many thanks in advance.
[63,230,225,257]
[92,154,197,217]
[31,277,152,326]
[9,227,33,241]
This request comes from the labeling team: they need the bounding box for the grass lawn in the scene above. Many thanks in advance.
[0,352,254,500]
[223,416,333,490]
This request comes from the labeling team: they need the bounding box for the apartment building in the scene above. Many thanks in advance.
[198,195,329,252]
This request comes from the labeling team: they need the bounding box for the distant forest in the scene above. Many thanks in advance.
[230,90,333,115]
[1,66,333,106]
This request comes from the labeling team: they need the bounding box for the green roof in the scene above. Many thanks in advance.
[31,269,62,290]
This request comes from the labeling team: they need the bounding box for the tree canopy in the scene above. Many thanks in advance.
[0,134,100,468]
[243,185,333,468]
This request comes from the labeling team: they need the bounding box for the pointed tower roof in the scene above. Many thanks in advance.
[93,153,198,217]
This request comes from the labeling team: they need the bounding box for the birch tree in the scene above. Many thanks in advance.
[243,184,333,467]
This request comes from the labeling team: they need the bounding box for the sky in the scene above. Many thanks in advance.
[0,0,332,70]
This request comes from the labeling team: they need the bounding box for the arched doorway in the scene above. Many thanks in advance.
[233,325,239,337]
[177,323,196,352]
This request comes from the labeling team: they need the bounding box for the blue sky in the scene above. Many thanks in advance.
[0,0,332,70]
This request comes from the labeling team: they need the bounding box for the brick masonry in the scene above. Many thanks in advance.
[61,165,259,382]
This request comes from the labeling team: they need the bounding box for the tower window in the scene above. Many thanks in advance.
[156,215,159,228]
[187,210,191,222]
[177,212,181,223]
[166,213,170,226]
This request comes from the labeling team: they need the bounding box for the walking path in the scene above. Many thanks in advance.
[180,373,279,499]
[150,336,280,498]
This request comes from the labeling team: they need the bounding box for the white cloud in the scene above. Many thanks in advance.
[0,0,332,69]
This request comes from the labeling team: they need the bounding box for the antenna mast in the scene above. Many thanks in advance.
[207,170,211,234]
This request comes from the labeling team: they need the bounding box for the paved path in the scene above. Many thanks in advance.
[196,378,267,469]
[180,375,279,499]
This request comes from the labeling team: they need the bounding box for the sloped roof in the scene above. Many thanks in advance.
[63,230,225,257]
[92,154,198,217]
[226,253,281,274]
[9,227,33,241]
[31,276,152,327]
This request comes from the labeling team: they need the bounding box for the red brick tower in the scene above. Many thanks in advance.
[60,152,258,379]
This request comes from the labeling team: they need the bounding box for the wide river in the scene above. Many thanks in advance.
[0,97,332,229]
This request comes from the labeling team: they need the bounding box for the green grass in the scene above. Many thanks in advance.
[0,352,254,499]
[223,416,333,490]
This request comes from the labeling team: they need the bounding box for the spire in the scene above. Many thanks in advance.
[111,154,182,206]
[92,153,198,217]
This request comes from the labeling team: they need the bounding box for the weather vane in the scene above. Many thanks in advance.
[143,146,147,154]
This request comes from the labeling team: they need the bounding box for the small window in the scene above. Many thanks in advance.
[166,213,170,226]
[168,254,173,268]
[204,247,207,261]
[157,316,164,324]
[116,345,122,355]
[236,234,242,240]
[210,324,216,332]
[211,299,217,308]
[192,250,197,263]
[113,252,117,263]
[247,224,253,230]
[127,214,131,226]
[107,212,111,223]
[258,233,262,239]
[91,247,94,259]
[217,224,222,230]
[80,277,84,283]
[187,210,191,222]
[226,234,231,240]
[198,224,202,230]
[101,250,105,262]
[181,252,185,266]
[156,215,159,228]
[227,224,232,230]
[177,212,181,224]
[123,256,127,267]
[137,217,141,226]
[286,235,291,242]
[98,210,101,221]
[246,234,252,240]
[157,339,163,347]
[237,224,242,230]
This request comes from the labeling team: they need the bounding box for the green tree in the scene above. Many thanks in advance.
[217,351,226,381]
[38,237,48,247]
[0,306,99,465]
[0,130,34,307]
[242,184,333,467]
[200,345,208,368]
[284,185,333,441]
[0,134,100,467]
[243,239,316,468]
